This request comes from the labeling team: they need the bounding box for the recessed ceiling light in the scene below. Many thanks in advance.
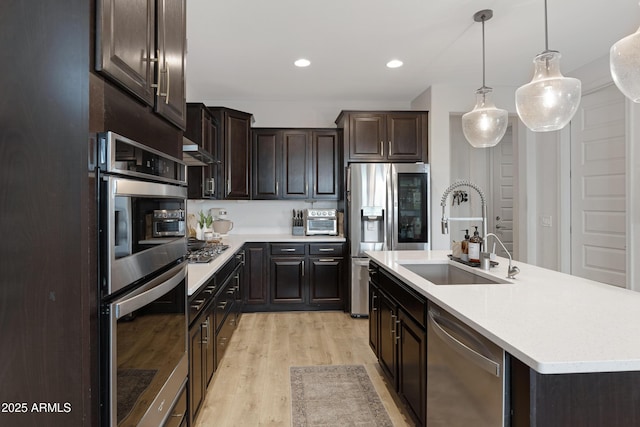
[294,58,311,67]
[386,59,403,68]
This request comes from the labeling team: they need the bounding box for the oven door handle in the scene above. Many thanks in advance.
[115,262,187,319]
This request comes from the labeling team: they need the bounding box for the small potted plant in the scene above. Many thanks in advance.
[196,210,213,240]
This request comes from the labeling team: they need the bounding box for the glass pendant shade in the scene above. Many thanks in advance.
[610,26,640,102]
[516,51,582,132]
[462,89,508,148]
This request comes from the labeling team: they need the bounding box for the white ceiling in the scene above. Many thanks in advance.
[185,0,640,104]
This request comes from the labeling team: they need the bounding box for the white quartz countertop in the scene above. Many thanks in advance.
[366,250,640,375]
[187,234,345,296]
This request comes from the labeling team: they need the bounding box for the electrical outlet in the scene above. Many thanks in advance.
[540,215,553,227]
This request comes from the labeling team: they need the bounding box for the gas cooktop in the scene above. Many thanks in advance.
[187,244,230,263]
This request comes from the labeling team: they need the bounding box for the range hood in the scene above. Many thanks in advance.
[182,136,220,166]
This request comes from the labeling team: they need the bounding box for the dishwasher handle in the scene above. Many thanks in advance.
[428,309,501,377]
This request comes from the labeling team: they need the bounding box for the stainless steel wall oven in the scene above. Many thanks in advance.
[97,132,189,427]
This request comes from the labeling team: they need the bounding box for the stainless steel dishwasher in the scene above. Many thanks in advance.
[427,302,507,427]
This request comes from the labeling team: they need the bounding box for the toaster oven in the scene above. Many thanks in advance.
[304,208,338,236]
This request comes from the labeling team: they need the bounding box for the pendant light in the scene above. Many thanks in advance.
[462,9,508,148]
[515,0,581,132]
[610,19,640,102]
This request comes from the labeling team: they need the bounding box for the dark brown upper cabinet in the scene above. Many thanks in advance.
[335,111,428,162]
[311,130,340,200]
[96,0,186,129]
[252,128,339,200]
[252,129,280,199]
[209,107,253,200]
[185,103,220,199]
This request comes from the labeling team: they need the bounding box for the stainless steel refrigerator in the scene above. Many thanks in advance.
[348,163,431,316]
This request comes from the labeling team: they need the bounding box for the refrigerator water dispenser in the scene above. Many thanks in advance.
[361,207,384,243]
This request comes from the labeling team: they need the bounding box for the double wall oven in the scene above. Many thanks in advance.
[97,132,189,427]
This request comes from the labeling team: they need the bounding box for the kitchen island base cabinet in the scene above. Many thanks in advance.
[510,357,640,427]
[369,262,426,426]
[369,259,640,427]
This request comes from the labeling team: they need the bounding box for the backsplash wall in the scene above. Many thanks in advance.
[187,199,339,235]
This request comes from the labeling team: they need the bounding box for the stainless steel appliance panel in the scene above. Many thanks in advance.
[106,261,188,427]
[348,163,391,257]
[350,258,370,317]
[348,163,430,317]
[427,302,506,427]
[103,176,188,296]
[391,163,430,250]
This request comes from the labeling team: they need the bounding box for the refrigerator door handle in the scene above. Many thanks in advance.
[387,165,395,251]
[346,165,351,203]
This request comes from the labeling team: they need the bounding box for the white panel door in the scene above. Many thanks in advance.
[491,126,515,258]
[571,85,627,287]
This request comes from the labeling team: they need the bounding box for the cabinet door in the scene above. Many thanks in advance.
[96,0,155,106]
[203,311,215,386]
[311,130,340,199]
[386,113,424,161]
[252,130,281,199]
[155,0,186,129]
[398,310,426,425]
[308,257,343,304]
[369,283,380,356]
[244,243,268,305]
[348,114,386,160]
[189,320,205,424]
[270,256,305,303]
[378,291,398,385]
[224,110,252,199]
[281,130,310,199]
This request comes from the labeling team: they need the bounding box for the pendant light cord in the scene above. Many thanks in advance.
[543,0,550,52]
[481,15,486,88]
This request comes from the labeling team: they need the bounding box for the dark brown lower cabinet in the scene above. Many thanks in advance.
[369,262,427,427]
[398,310,426,424]
[189,312,207,426]
[189,250,244,425]
[244,242,345,312]
[271,256,305,303]
[243,243,269,306]
[308,256,343,305]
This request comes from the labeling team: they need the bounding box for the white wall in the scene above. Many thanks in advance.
[411,84,520,251]
[188,199,337,235]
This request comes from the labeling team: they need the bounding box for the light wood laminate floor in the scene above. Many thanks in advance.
[195,311,413,426]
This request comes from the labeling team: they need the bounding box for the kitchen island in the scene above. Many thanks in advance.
[366,249,640,427]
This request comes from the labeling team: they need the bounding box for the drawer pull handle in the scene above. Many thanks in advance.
[318,248,334,252]
[281,248,297,252]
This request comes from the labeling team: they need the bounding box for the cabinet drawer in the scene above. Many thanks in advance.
[379,269,426,329]
[271,243,305,255]
[309,243,344,256]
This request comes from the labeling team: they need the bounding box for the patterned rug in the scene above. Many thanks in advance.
[290,365,393,426]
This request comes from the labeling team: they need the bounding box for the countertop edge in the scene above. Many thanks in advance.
[366,249,640,375]
[187,234,346,295]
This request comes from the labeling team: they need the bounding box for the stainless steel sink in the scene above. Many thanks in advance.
[400,263,510,285]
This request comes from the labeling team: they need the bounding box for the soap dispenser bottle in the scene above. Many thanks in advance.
[461,229,470,261]
[468,226,483,263]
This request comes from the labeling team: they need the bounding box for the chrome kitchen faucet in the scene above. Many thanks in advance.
[440,180,488,238]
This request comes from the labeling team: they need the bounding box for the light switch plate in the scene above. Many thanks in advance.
[540,215,553,227]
